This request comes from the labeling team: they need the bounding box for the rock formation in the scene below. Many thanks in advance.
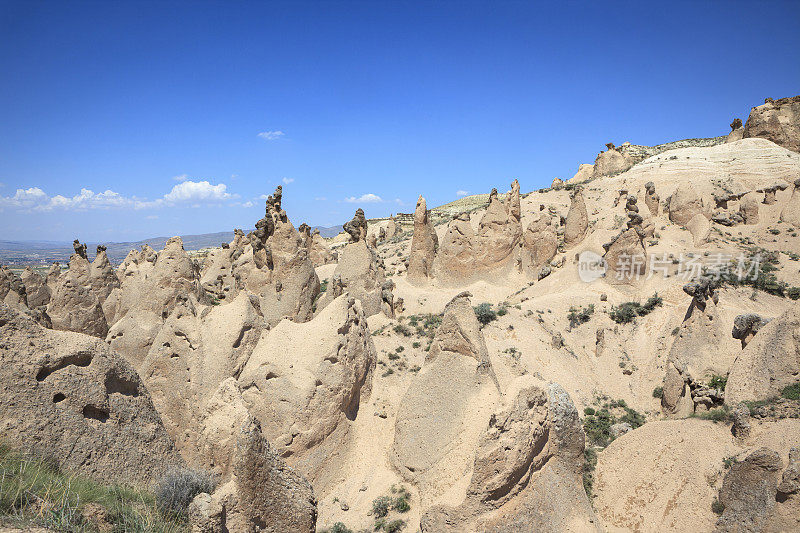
[644,181,660,216]
[563,187,588,248]
[407,196,438,283]
[47,252,109,338]
[343,208,367,243]
[738,191,760,224]
[726,117,744,143]
[420,380,600,532]
[568,163,594,184]
[781,178,800,226]
[521,212,558,275]
[662,277,728,415]
[743,95,800,152]
[1,265,27,309]
[732,313,771,349]
[758,182,788,205]
[189,417,317,532]
[669,184,708,226]
[237,296,375,480]
[592,143,634,178]
[393,292,499,499]
[0,304,182,486]
[602,227,646,285]
[714,448,783,533]
[725,301,800,405]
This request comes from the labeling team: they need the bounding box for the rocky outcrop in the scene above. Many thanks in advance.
[47,253,109,338]
[476,184,522,269]
[301,227,335,266]
[567,163,594,184]
[714,448,783,533]
[602,228,646,285]
[393,292,499,499]
[188,418,317,533]
[314,239,391,317]
[563,188,588,248]
[343,208,367,242]
[407,196,437,283]
[662,277,727,415]
[644,181,660,216]
[521,212,558,274]
[1,265,27,309]
[758,182,788,205]
[686,213,711,246]
[20,267,50,308]
[669,184,707,226]
[0,304,182,486]
[138,292,266,455]
[732,313,771,349]
[420,380,600,532]
[778,447,800,495]
[739,192,760,224]
[743,95,800,152]
[237,295,375,481]
[725,301,800,406]
[592,143,634,178]
[727,118,745,143]
[781,178,800,226]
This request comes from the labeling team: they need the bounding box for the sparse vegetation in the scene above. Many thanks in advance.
[652,386,663,399]
[711,497,725,515]
[370,486,410,532]
[567,304,595,329]
[406,313,443,338]
[155,467,217,519]
[609,293,663,324]
[782,382,800,400]
[583,447,598,498]
[693,407,731,423]
[393,324,412,337]
[582,398,646,447]
[0,443,187,532]
[474,303,498,325]
[708,374,728,391]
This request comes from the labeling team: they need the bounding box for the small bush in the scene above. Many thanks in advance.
[583,447,598,498]
[567,304,595,329]
[319,279,329,293]
[723,455,739,469]
[584,407,596,416]
[652,386,663,399]
[694,407,730,423]
[711,498,725,515]
[609,293,663,324]
[788,287,800,301]
[708,374,728,391]
[322,523,353,533]
[781,382,800,400]
[155,467,217,518]
[371,496,392,518]
[393,324,412,337]
[383,519,406,532]
[474,303,498,325]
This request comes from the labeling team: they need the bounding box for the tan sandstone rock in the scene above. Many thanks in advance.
[563,188,588,248]
[407,196,437,283]
[0,304,182,486]
[743,95,800,152]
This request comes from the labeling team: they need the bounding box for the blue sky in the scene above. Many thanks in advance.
[1,0,799,242]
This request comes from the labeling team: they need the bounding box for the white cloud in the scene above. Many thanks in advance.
[394,198,406,206]
[173,174,188,182]
[241,201,254,208]
[456,190,470,197]
[257,130,285,141]
[314,196,327,201]
[163,180,233,202]
[259,194,269,200]
[344,193,383,203]
[146,215,159,220]
[0,179,238,212]
[282,177,294,184]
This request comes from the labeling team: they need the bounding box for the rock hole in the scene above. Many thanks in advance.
[53,393,66,403]
[105,370,139,396]
[82,405,109,422]
[36,351,93,382]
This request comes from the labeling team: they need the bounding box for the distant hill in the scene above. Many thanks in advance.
[0,225,343,267]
